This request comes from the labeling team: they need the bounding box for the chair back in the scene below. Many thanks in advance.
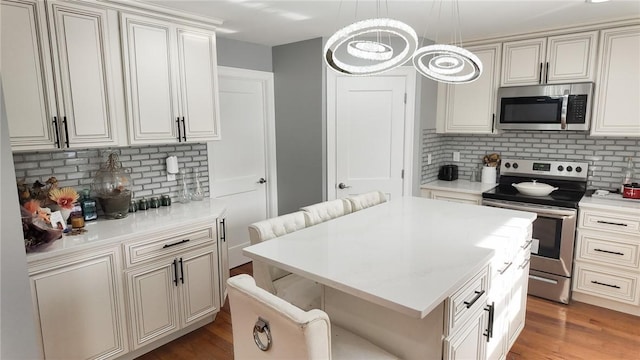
[248,211,307,292]
[301,199,352,226]
[227,274,331,360]
[347,191,387,211]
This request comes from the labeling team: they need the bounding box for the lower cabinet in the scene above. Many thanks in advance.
[421,188,482,205]
[126,247,220,349]
[217,214,230,305]
[29,246,128,360]
[444,307,487,360]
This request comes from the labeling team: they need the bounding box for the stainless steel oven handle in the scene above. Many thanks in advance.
[482,200,576,218]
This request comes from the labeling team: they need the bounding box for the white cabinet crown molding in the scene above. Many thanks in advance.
[95,0,222,28]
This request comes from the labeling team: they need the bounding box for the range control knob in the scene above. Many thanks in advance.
[513,163,519,169]
[505,162,511,169]
[576,166,582,173]
[566,166,573,172]
[557,165,564,171]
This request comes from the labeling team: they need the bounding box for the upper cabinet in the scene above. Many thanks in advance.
[501,31,598,86]
[120,13,221,145]
[436,43,502,134]
[1,0,124,151]
[590,25,640,137]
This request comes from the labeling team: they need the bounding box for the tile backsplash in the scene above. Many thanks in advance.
[421,129,640,191]
[13,144,209,202]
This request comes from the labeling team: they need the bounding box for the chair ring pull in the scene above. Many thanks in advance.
[253,317,272,351]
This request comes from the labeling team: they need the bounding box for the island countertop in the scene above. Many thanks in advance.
[25,199,227,263]
[243,196,536,319]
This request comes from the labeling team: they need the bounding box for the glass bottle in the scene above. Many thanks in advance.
[80,189,98,221]
[621,157,635,193]
[177,168,191,204]
[92,152,132,219]
[191,170,204,201]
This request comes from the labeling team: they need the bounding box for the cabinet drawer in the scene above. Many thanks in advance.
[445,265,489,336]
[573,263,639,305]
[124,226,216,267]
[576,230,640,270]
[579,208,640,236]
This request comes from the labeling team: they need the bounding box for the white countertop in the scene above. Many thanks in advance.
[421,179,498,195]
[26,199,227,262]
[243,196,536,319]
[580,194,640,212]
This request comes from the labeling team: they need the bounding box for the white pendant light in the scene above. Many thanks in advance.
[324,18,418,76]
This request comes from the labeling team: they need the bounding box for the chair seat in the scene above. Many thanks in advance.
[331,324,398,360]
[274,273,322,310]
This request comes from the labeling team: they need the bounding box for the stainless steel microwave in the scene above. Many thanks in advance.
[496,82,594,131]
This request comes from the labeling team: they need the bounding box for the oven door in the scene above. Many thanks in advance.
[482,200,577,277]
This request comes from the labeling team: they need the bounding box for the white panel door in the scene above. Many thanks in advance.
[30,248,128,359]
[1,0,58,151]
[178,248,219,327]
[177,27,221,142]
[121,13,180,144]
[209,67,277,268]
[334,75,406,201]
[48,2,120,148]
[443,43,501,134]
[546,31,598,84]
[501,38,546,86]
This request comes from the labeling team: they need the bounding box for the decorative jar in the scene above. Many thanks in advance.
[92,153,132,219]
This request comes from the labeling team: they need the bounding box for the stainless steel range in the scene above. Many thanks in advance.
[482,158,588,304]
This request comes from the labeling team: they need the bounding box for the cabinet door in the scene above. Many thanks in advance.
[178,248,220,327]
[47,1,121,148]
[501,38,546,86]
[444,309,487,360]
[591,25,640,137]
[1,0,59,151]
[546,31,598,84]
[120,13,180,144]
[126,261,180,349]
[441,43,502,134]
[30,248,128,359]
[218,217,230,305]
[176,26,221,141]
[508,252,530,348]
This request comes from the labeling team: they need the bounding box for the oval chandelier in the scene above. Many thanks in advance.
[324,18,418,76]
[413,44,483,84]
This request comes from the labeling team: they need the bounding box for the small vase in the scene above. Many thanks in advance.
[60,208,72,222]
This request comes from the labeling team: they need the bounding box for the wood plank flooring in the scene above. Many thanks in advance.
[138,262,640,360]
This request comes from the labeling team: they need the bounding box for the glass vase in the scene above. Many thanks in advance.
[177,169,191,204]
[92,153,132,219]
[191,170,204,201]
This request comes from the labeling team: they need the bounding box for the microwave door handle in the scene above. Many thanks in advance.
[560,90,569,130]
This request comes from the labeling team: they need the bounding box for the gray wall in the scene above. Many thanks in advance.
[1,77,40,359]
[273,38,324,214]
[216,37,273,72]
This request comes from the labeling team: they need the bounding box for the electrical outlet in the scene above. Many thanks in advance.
[427,154,432,165]
[453,152,460,162]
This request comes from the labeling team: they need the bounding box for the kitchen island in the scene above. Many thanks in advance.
[244,196,536,359]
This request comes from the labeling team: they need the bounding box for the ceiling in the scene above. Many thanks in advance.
[146,0,640,46]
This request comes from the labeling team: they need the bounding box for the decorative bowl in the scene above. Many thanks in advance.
[512,180,558,196]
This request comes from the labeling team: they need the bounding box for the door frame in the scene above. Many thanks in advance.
[208,66,278,217]
[326,66,417,200]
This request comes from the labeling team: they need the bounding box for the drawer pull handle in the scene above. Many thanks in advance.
[172,259,178,286]
[596,220,627,227]
[498,261,513,275]
[163,239,190,249]
[521,239,533,249]
[483,302,495,341]
[594,248,624,256]
[591,280,620,289]
[518,257,531,269]
[464,290,485,309]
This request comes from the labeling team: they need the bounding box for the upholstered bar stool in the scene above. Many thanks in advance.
[301,198,353,226]
[227,275,398,360]
[248,211,321,310]
[347,191,388,211]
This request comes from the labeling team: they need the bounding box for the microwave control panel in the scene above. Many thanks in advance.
[567,95,588,124]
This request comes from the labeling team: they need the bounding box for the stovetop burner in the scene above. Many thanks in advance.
[481,158,589,209]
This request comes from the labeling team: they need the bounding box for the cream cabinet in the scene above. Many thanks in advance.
[436,43,502,134]
[573,200,640,316]
[501,31,598,86]
[28,246,128,360]
[590,25,640,137]
[1,0,124,151]
[420,180,497,205]
[120,13,221,145]
[217,215,230,305]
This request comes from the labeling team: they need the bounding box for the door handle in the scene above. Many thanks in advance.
[176,117,182,142]
[172,259,178,286]
[62,116,70,147]
[179,258,184,284]
[338,183,351,189]
[52,116,61,148]
[258,178,267,184]
[181,117,187,141]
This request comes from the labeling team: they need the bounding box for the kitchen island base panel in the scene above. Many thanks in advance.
[324,287,444,360]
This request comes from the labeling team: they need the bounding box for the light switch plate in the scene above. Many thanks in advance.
[427,154,432,165]
[453,152,460,162]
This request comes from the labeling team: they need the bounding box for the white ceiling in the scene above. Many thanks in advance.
[146,0,640,46]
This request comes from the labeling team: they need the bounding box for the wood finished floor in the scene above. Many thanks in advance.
[138,262,640,360]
